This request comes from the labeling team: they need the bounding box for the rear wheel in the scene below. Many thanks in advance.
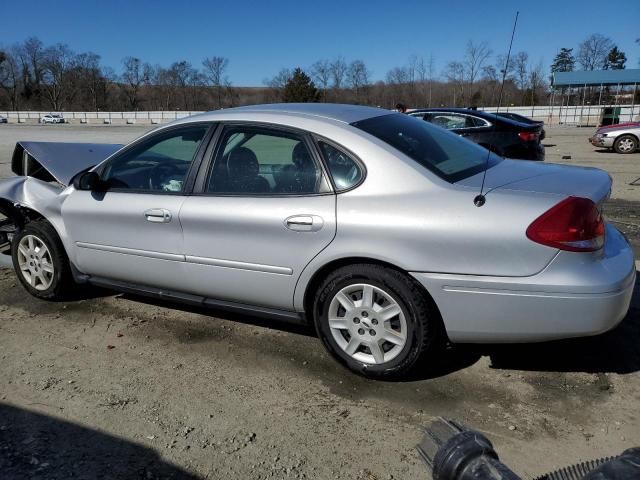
[314,264,442,379]
[614,135,638,154]
[11,220,75,300]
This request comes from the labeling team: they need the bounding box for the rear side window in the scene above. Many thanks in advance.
[352,113,501,183]
[207,127,329,195]
[318,141,363,191]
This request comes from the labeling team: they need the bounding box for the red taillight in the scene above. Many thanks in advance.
[526,197,605,252]
[518,131,539,142]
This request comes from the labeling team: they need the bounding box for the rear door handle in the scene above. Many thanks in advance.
[285,215,323,232]
[144,208,172,223]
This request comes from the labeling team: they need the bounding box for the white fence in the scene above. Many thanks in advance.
[0,111,205,125]
[2,105,639,126]
[481,104,640,126]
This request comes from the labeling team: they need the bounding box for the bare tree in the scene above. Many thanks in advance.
[528,60,546,106]
[167,61,200,110]
[41,44,78,111]
[346,60,370,103]
[330,57,348,89]
[75,52,105,111]
[577,34,614,70]
[22,37,45,87]
[311,59,331,100]
[427,54,436,106]
[202,56,229,109]
[464,40,492,86]
[444,61,465,105]
[512,51,529,90]
[0,46,21,109]
[121,56,151,110]
[264,68,292,101]
[416,57,427,106]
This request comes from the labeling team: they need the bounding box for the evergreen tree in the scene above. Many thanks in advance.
[282,68,319,103]
[603,46,627,70]
[551,48,575,73]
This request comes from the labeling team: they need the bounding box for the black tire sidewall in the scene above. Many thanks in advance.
[11,221,70,299]
[314,265,429,378]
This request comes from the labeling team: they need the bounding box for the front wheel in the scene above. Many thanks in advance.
[314,264,442,379]
[614,135,638,154]
[11,220,76,300]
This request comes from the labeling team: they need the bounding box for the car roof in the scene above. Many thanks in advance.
[187,103,391,125]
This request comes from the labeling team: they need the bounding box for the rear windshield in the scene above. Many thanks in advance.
[352,113,501,182]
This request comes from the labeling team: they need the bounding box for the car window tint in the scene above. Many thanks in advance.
[318,141,363,191]
[427,114,467,130]
[352,113,501,183]
[102,125,207,192]
[208,128,325,195]
[467,116,489,127]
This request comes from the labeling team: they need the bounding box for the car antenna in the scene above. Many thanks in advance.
[474,11,519,207]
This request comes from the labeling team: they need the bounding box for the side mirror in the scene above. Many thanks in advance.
[72,171,101,191]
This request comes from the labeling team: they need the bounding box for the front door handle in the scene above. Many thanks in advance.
[285,215,324,232]
[144,208,172,223]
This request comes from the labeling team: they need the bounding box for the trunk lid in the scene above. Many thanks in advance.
[458,159,612,206]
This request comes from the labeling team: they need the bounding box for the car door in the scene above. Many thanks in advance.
[62,123,212,289]
[178,124,336,311]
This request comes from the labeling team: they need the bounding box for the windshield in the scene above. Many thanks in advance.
[353,113,501,182]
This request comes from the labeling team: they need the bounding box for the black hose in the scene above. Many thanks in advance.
[532,457,613,480]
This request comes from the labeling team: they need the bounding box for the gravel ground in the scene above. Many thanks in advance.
[0,123,639,480]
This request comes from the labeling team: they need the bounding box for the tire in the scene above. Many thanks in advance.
[613,135,638,154]
[11,220,75,300]
[313,264,442,379]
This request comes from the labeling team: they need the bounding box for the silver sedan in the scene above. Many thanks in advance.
[589,122,640,154]
[0,104,635,379]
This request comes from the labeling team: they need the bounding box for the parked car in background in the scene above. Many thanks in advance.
[40,114,65,124]
[589,123,640,154]
[490,111,546,140]
[0,115,7,124]
[409,108,545,161]
[0,104,633,379]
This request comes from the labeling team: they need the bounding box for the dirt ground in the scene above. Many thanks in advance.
[1,123,639,480]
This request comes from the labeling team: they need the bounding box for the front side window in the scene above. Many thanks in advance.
[102,125,208,192]
[352,113,501,183]
[207,127,327,195]
[318,141,363,191]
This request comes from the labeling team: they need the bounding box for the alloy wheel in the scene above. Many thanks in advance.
[327,283,407,365]
[618,138,636,153]
[17,235,55,291]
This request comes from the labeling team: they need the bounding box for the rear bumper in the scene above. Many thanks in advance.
[411,224,635,343]
[589,136,614,148]
[506,143,545,161]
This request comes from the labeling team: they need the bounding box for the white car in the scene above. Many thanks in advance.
[40,114,65,124]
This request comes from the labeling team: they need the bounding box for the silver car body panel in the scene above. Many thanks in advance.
[0,103,634,343]
[178,194,336,309]
[412,224,635,342]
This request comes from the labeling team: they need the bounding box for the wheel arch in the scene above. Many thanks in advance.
[300,256,443,328]
[0,198,67,258]
[615,133,639,144]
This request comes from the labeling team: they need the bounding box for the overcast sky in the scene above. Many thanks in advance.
[2,0,639,86]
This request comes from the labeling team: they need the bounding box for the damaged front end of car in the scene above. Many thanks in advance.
[0,141,123,256]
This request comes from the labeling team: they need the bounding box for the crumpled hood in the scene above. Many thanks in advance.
[11,141,123,186]
[458,159,612,205]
